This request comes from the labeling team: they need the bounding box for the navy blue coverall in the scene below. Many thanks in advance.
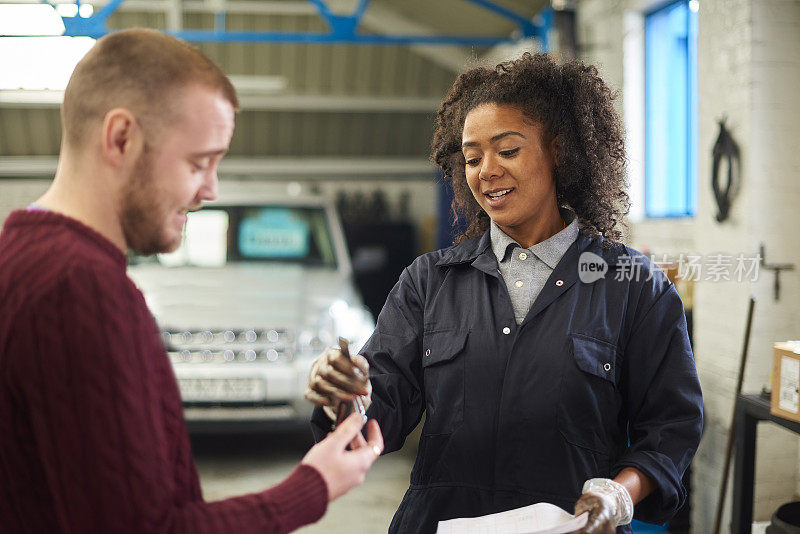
[312,230,703,533]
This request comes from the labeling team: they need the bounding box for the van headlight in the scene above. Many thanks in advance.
[296,328,333,357]
[327,299,375,351]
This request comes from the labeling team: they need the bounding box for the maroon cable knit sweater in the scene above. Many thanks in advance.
[0,210,328,533]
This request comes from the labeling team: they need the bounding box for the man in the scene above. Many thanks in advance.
[0,28,382,533]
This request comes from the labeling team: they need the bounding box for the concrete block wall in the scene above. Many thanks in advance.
[747,0,800,514]
[692,1,758,530]
[0,179,50,223]
[577,0,800,531]
[576,0,626,97]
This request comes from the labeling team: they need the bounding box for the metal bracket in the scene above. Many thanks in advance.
[26,0,550,48]
[308,0,369,37]
[759,243,795,301]
[43,0,122,38]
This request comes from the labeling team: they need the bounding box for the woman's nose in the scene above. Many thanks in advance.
[479,155,502,181]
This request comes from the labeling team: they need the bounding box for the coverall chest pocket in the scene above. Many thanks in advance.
[557,333,620,454]
[421,329,468,436]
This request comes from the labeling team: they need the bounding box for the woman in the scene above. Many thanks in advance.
[306,53,702,534]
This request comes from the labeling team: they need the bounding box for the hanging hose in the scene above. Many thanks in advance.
[711,118,741,223]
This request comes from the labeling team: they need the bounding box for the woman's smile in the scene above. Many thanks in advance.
[483,187,515,207]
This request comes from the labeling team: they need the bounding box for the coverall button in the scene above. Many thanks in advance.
[515,280,524,288]
[425,349,431,357]
[519,252,528,260]
[603,363,612,371]
[555,279,564,286]
[502,327,511,335]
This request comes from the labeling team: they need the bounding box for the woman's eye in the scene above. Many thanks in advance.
[465,157,480,167]
[499,147,520,157]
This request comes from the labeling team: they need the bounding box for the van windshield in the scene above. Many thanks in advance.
[131,205,338,268]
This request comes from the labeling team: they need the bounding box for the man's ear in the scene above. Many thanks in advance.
[101,108,142,168]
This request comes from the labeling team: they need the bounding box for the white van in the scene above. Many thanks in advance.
[128,190,374,432]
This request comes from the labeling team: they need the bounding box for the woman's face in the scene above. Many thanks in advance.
[461,103,558,241]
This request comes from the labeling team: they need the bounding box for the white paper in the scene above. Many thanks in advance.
[780,355,800,413]
[436,503,588,534]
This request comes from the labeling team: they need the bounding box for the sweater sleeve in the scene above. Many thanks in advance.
[6,264,327,534]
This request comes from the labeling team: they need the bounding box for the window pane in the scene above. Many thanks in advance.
[645,0,697,217]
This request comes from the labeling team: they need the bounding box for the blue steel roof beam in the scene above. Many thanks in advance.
[536,7,552,52]
[306,0,370,38]
[351,0,370,22]
[60,0,125,38]
[461,0,538,38]
[306,0,333,17]
[167,30,526,46]
[31,0,543,47]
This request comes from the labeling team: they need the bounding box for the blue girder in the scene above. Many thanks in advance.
[28,0,550,50]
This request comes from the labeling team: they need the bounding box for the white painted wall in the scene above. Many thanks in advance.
[747,0,800,513]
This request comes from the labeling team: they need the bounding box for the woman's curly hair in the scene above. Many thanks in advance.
[431,52,629,245]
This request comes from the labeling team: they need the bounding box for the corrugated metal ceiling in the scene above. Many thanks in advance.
[0,0,549,176]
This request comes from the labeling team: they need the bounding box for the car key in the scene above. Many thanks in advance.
[334,336,367,429]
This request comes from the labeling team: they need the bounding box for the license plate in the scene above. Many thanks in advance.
[177,378,265,402]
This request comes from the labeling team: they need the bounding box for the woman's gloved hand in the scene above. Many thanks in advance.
[572,493,615,534]
[304,347,372,420]
[570,478,634,534]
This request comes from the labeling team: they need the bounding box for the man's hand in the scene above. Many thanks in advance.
[304,347,371,412]
[570,493,616,534]
[301,413,383,501]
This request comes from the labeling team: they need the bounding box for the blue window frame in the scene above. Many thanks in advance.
[645,0,698,217]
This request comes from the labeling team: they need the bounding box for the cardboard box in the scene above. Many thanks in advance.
[772,342,800,422]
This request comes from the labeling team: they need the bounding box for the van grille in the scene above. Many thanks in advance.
[161,329,294,363]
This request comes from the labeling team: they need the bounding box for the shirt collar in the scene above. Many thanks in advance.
[27,202,49,212]
[489,208,580,269]
[489,221,519,263]
[435,221,623,270]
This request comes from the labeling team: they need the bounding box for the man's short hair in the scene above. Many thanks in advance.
[61,28,238,148]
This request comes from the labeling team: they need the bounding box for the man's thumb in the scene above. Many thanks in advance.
[329,412,366,445]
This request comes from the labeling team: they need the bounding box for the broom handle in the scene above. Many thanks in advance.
[712,297,756,534]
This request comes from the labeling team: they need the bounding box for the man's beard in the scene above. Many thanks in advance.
[120,149,183,256]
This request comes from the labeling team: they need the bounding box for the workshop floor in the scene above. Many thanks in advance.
[193,429,710,534]
[193,428,416,533]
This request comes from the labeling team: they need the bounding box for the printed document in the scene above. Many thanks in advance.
[436,502,588,534]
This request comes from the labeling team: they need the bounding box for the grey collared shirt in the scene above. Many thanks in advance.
[490,209,580,324]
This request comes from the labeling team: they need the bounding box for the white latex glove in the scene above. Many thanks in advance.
[579,478,634,527]
[305,348,372,421]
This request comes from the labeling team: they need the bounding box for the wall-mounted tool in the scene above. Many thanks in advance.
[760,243,795,301]
[711,118,741,223]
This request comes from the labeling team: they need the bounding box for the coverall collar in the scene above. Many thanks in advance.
[436,227,621,270]
[437,228,624,323]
